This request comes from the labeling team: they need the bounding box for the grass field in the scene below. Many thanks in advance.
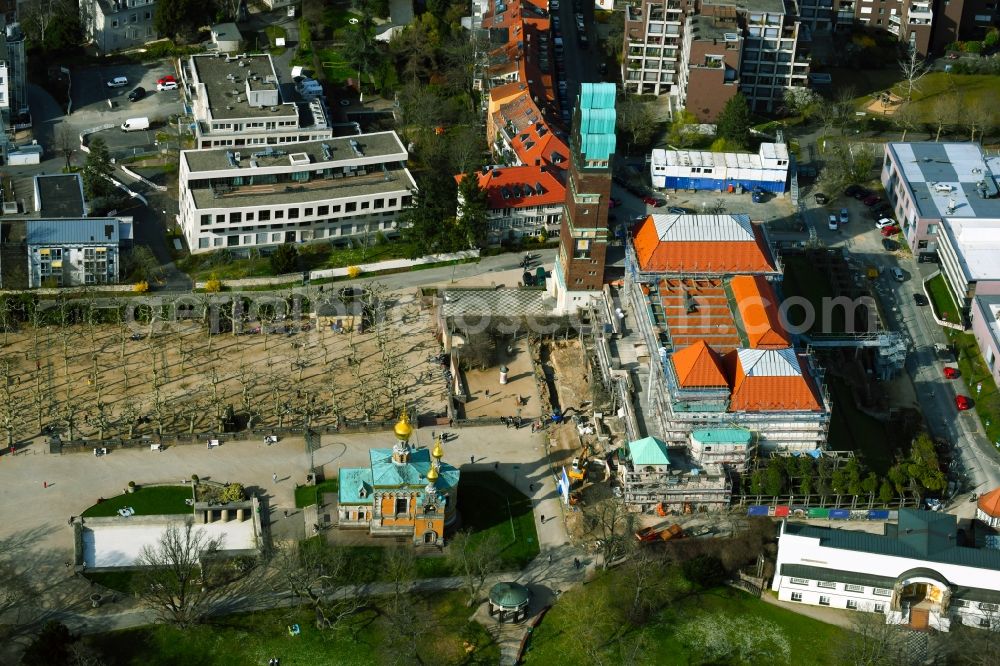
[84,590,499,666]
[264,25,287,55]
[456,472,540,570]
[890,73,1000,124]
[318,48,357,85]
[926,273,961,325]
[81,486,192,518]
[294,479,339,508]
[524,578,845,665]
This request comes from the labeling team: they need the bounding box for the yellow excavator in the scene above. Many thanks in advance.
[568,444,590,482]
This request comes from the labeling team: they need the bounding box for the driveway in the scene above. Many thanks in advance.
[70,61,182,127]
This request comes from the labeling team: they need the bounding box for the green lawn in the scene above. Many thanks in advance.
[524,580,845,665]
[457,472,540,570]
[294,479,339,508]
[890,73,1000,124]
[83,590,498,665]
[950,330,1000,447]
[826,375,896,473]
[925,273,961,325]
[318,48,357,85]
[84,570,140,595]
[264,25,287,55]
[81,486,192,518]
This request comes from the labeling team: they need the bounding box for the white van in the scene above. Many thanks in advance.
[107,76,128,88]
[121,117,150,132]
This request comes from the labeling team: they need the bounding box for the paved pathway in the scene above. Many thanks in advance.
[761,592,855,630]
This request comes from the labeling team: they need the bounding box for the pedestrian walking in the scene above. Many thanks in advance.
[494,462,499,470]
[540,514,545,523]
[548,553,552,565]
[283,510,288,518]
[574,558,580,570]
[470,455,475,464]
[485,389,490,398]
[272,472,277,483]
[43,481,47,489]
[529,483,534,492]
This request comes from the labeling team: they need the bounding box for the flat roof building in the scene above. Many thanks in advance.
[179,53,333,149]
[178,132,416,253]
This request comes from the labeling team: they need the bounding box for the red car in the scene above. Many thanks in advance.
[157,75,176,85]
[643,195,666,207]
[880,225,901,237]
[944,367,960,379]
[863,194,881,207]
[956,395,973,411]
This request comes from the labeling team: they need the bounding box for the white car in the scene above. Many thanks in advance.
[106,76,128,88]
[157,80,178,91]
[875,217,896,229]
[828,214,838,230]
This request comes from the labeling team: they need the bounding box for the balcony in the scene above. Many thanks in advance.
[889,14,901,25]
[908,3,933,21]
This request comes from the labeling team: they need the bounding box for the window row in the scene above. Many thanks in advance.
[197,221,395,249]
[788,578,890,596]
[199,197,407,226]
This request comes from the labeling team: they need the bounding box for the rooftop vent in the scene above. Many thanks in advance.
[226,151,238,167]
[349,139,364,157]
[288,152,311,166]
[321,143,333,161]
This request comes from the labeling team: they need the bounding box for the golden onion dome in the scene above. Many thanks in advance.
[394,410,413,441]
[432,437,444,460]
[426,465,439,482]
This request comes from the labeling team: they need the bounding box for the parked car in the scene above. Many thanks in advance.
[157,75,176,86]
[944,366,961,379]
[853,187,872,200]
[955,395,973,411]
[839,208,849,225]
[828,214,838,230]
[106,76,128,88]
[880,224,901,237]
[891,267,905,281]
[668,206,690,214]
[844,184,863,197]
[913,293,929,306]
[157,80,178,91]
[876,217,896,229]
[128,86,146,102]
[751,187,766,203]
[814,192,829,204]
[642,195,665,207]
[881,238,897,251]
[863,194,881,207]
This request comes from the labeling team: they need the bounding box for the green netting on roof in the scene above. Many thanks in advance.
[581,108,616,135]
[580,82,616,110]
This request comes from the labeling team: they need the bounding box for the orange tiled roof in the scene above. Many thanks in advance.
[454,165,565,210]
[729,275,790,349]
[632,215,776,274]
[653,278,741,352]
[728,348,823,412]
[979,487,1000,518]
[492,92,568,170]
[671,340,727,388]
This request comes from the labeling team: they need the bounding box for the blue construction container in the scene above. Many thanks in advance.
[829,509,851,520]
[867,509,891,520]
[747,505,770,516]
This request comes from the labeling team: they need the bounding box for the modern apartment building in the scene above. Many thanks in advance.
[773,510,1000,631]
[624,0,810,116]
[456,165,566,245]
[26,219,130,288]
[178,132,416,253]
[80,0,158,53]
[179,53,332,150]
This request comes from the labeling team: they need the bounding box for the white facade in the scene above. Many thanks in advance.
[80,0,157,53]
[26,218,132,288]
[649,143,790,192]
[773,514,1000,631]
[179,133,416,253]
[180,53,332,149]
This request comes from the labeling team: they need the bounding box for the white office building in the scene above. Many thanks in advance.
[179,132,416,252]
[772,510,1000,632]
[179,53,332,149]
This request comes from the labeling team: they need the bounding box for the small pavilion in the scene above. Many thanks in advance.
[488,582,531,624]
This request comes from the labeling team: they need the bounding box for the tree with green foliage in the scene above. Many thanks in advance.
[456,171,489,249]
[342,5,381,83]
[617,96,658,153]
[679,612,791,665]
[667,109,705,148]
[879,479,895,504]
[763,460,785,496]
[783,87,822,120]
[21,621,77,666]
[20,0,81,51]
[716,93,751,150]
[82,138,116,202]
[400,172,459,255]
[682,554,726,589]
[269,244,299,275]
[906,432,947,495]
[153,0,212,44]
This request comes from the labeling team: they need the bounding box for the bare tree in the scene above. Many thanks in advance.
[0,360,26,448]
[891,102,920,142]
[56,125,77,171]
[134,521,225,627]
[837,610,908,666]
[964,99,994,143]
[898,46,928,103]
[931,94,962,142]
[270,540,365,630]
[447,530,503,607]
[0,552,35,642]
[583,497,635,569]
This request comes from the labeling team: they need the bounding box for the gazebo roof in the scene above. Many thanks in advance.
[489,581,530,608]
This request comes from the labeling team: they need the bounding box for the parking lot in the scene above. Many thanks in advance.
[71,61,184,125]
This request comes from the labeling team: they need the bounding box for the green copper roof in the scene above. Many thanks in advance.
[489,581,530,608]
[578,82,617,162]
[626,436,672,466]
[691,428,752,445]
[784,509,1000,570]
[369,447,460,490]
[338,467,374,505]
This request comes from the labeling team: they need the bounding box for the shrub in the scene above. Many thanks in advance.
[127,481,136,488]
[204,276,223,292]
[219,483,246,503]
[191,474,199,483]
[964,41,983,53]
[133,281,149,293]
[347,265,362,279]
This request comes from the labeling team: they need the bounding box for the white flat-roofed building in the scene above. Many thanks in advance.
[773,510,1000,632]
[180,53,332,149]
[179,132,416,252]
[649,142,790,193]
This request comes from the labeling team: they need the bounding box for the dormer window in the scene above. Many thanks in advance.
[358,485,368,499]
